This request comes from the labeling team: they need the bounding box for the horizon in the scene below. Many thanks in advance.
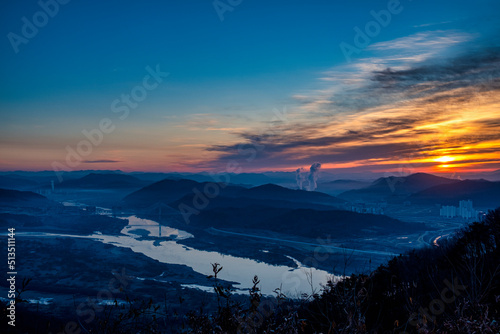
[1,168,499,182]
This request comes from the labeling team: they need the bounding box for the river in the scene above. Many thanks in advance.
[30,202,337,296]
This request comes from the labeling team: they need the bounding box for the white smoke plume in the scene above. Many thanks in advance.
[296,163,322,191]
[307,162,322,191]
[295,167,307,190]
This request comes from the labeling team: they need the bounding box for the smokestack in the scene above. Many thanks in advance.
[307,162,322,191]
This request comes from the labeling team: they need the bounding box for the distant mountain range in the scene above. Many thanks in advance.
[337,173,500,208]
[338,173,459,202]
[137,172,277,186]
[123,172,500,211]
[57,173,149,190]
[240,183,345,205]
[1,170,498,210]
[317,179,371,196]
[123,179,345,209]
[457,169,500,181]
[122,179,231,207]
[409,179,500,208]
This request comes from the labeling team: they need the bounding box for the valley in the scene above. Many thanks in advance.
[0,171,496,332]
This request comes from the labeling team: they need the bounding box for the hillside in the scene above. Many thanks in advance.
[317,179,371,195]
[186,207,500,333]
[125,179,344,209]
[189,206,425,239]
[123,178,246,207]
[130,172,276,186]
[58,173,148,190]
[172,195,339,212]
[339,172,458,202]
[0,175,39,190]
[238,183,345,206]
[0,188,59,208]
[409,179,500,207]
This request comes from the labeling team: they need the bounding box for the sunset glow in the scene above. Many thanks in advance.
[1,1,499,177]
[435,156,455,163]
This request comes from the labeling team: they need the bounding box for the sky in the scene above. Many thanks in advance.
[0,0,499,176]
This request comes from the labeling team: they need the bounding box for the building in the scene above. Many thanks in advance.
[440,205,457,218]
[440,200,479,220]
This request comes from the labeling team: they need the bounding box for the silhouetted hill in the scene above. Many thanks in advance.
[0,175,39,190]
[204,173,274,186]
[172,195,338,212]
[0,188,58,208]
[409,179,500,207]
[0,188,45,201]
[124,178,197,207]
[479,169,500,181]
[58,173,148,190]
[123,179,246,207]
[186,208,500,333]
[130,172,275,186]
[240,183,345,206]
[317,179,371,195]
[125,180,344,209]
[190,206,425,239]
[339,173,458,202]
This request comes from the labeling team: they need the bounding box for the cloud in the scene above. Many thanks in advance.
[82,160,121,163]
[368,30,472,51]
[174,113,255,132]
[205,30,500,173]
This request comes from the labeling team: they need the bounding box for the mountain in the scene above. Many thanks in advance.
[484,169,500,181]
[0,175,39,190]
[239,183,345,206]
[172,193,338,212]
[317,179,371,196]
[472,169,500,181]
[185,208,500,333]
[125,179,344,209]
[409,179,500,208]
[198,173,274,186]
[0,188,59,208]
[190,206,426,239]
[57,173,148,190]
[123,179,345,210]
[123,178,246,207]
[130,172,275,186]
[169,183,344,216]
[0,170,124,185]
[338,173,458,202]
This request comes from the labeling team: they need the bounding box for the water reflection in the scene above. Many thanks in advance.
[90,231,334,296]
[121,215,193,240]
[16,209,336,296]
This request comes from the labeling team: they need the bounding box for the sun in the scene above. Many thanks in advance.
[434,156,455,163]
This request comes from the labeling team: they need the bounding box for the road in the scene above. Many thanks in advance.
[209,227,399,256]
